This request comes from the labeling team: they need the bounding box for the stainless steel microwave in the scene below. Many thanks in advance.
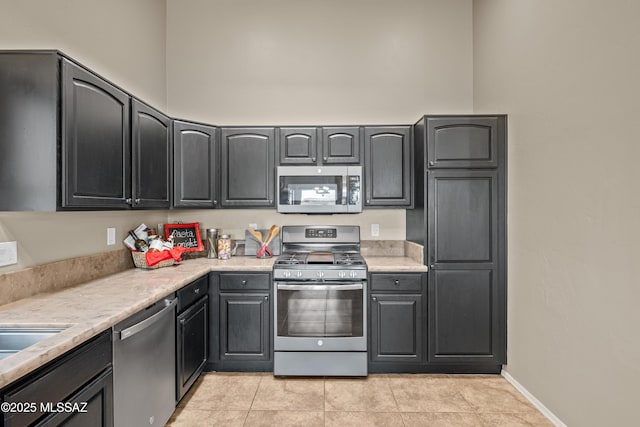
[276,166,362,214]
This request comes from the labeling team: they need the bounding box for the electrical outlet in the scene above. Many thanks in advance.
[107,228,116,245]
[249,223,258,229]
[0,241,18,267]
[371,224,380,237]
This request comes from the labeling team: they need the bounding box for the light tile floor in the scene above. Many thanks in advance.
[167,373,553,426]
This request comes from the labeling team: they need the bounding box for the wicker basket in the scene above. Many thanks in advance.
[131,251,175,269]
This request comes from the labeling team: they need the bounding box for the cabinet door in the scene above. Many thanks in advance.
[427,170,504,364]
[220,128,275,207]
[219,293,270,361]
[177,296,208,401]
[321,126,361,164]
[37,368,113,427]
[61,59,130,209]
[131,99,171,208]
[370,294,423,364]
[364,126,412,207]
[278,127,318,165]
[426,117,502,168]
[173,120,218,208]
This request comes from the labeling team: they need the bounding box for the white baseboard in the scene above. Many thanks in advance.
[502,370,567,427]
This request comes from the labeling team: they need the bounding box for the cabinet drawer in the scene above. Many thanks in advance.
[178,275,209,312]
[370,273,423,292]
[220,273,270,291]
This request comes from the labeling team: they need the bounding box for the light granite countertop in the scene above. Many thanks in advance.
[364,256,428,272]
[0,254,424,388]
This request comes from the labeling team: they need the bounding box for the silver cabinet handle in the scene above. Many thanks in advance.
[117,298,177,341]
[125,198,132,205]
[135,198,140,204]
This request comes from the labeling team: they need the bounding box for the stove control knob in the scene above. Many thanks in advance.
[316,271,324,278]
[350,271,357,278]
[339,271,346,278]
[283,271,291,278]
[317,340,323,347]
[296,271,303,278]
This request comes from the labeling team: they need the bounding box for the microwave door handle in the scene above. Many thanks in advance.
[342,175,347,205]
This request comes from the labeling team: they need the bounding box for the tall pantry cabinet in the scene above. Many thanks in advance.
[407,116,507,370]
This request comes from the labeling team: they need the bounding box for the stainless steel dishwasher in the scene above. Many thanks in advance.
[113,296,177,427]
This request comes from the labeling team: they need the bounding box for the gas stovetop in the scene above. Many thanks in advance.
[274,251,366,266]
[273,225,367,281]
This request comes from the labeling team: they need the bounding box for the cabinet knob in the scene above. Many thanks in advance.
[323,157,328,161]
[429,161,435,166]
[125,198,132,205]
[194,288,200,294]
[394,279,399,285]
[429,264,435,269]
[264,296,269,301]
[311,157,316,162]
[135,198,140,204]
[269,199,273,204]
[372,297,377,302]
[241,280,247,285]
[213,200,217,206]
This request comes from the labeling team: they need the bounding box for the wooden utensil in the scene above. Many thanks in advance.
[247,227,263,244]
[263,225,280,246]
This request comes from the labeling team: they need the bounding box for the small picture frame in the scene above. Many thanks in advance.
[163,223,204,253]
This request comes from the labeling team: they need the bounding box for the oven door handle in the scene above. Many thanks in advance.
[277,283,363,291]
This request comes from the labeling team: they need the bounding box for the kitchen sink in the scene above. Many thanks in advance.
[0,328,65,360]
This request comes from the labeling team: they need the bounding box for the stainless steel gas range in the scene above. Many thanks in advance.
[273,225,367,376]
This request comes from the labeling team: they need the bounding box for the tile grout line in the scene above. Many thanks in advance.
[243,374,263,426]
[385,376,406,427]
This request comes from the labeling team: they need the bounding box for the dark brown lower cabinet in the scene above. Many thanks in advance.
[368,273,426,373]
[176,295,208,402]
[1,330,113,427]
[207,272,272,372]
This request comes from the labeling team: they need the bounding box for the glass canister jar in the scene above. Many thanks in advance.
[217,234,232,260]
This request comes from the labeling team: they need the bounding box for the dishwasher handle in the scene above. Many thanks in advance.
[117,298,177,341]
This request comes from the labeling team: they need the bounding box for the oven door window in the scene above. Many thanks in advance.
[279,176,344,207]
[277,284,363,338]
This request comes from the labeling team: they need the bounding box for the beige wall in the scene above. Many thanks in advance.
[165,0,472,241]
[0,0,167,109]
[473,1,640,425]
[168,209,406,242]
[0,0,168,273]
[166,0,473,124]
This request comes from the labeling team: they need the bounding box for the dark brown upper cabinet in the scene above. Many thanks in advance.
[426,117,501,169]
[321,126,361,164]
[220,127,275,208]
[62,58,131,209]
[173,120,218,208]
[364,126,412,207]
[131,99,172,209]
[278,127,319,165]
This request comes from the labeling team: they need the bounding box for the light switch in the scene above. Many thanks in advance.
[371,224,380,237]
[107,228,116,245]
[0,241,18,267]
